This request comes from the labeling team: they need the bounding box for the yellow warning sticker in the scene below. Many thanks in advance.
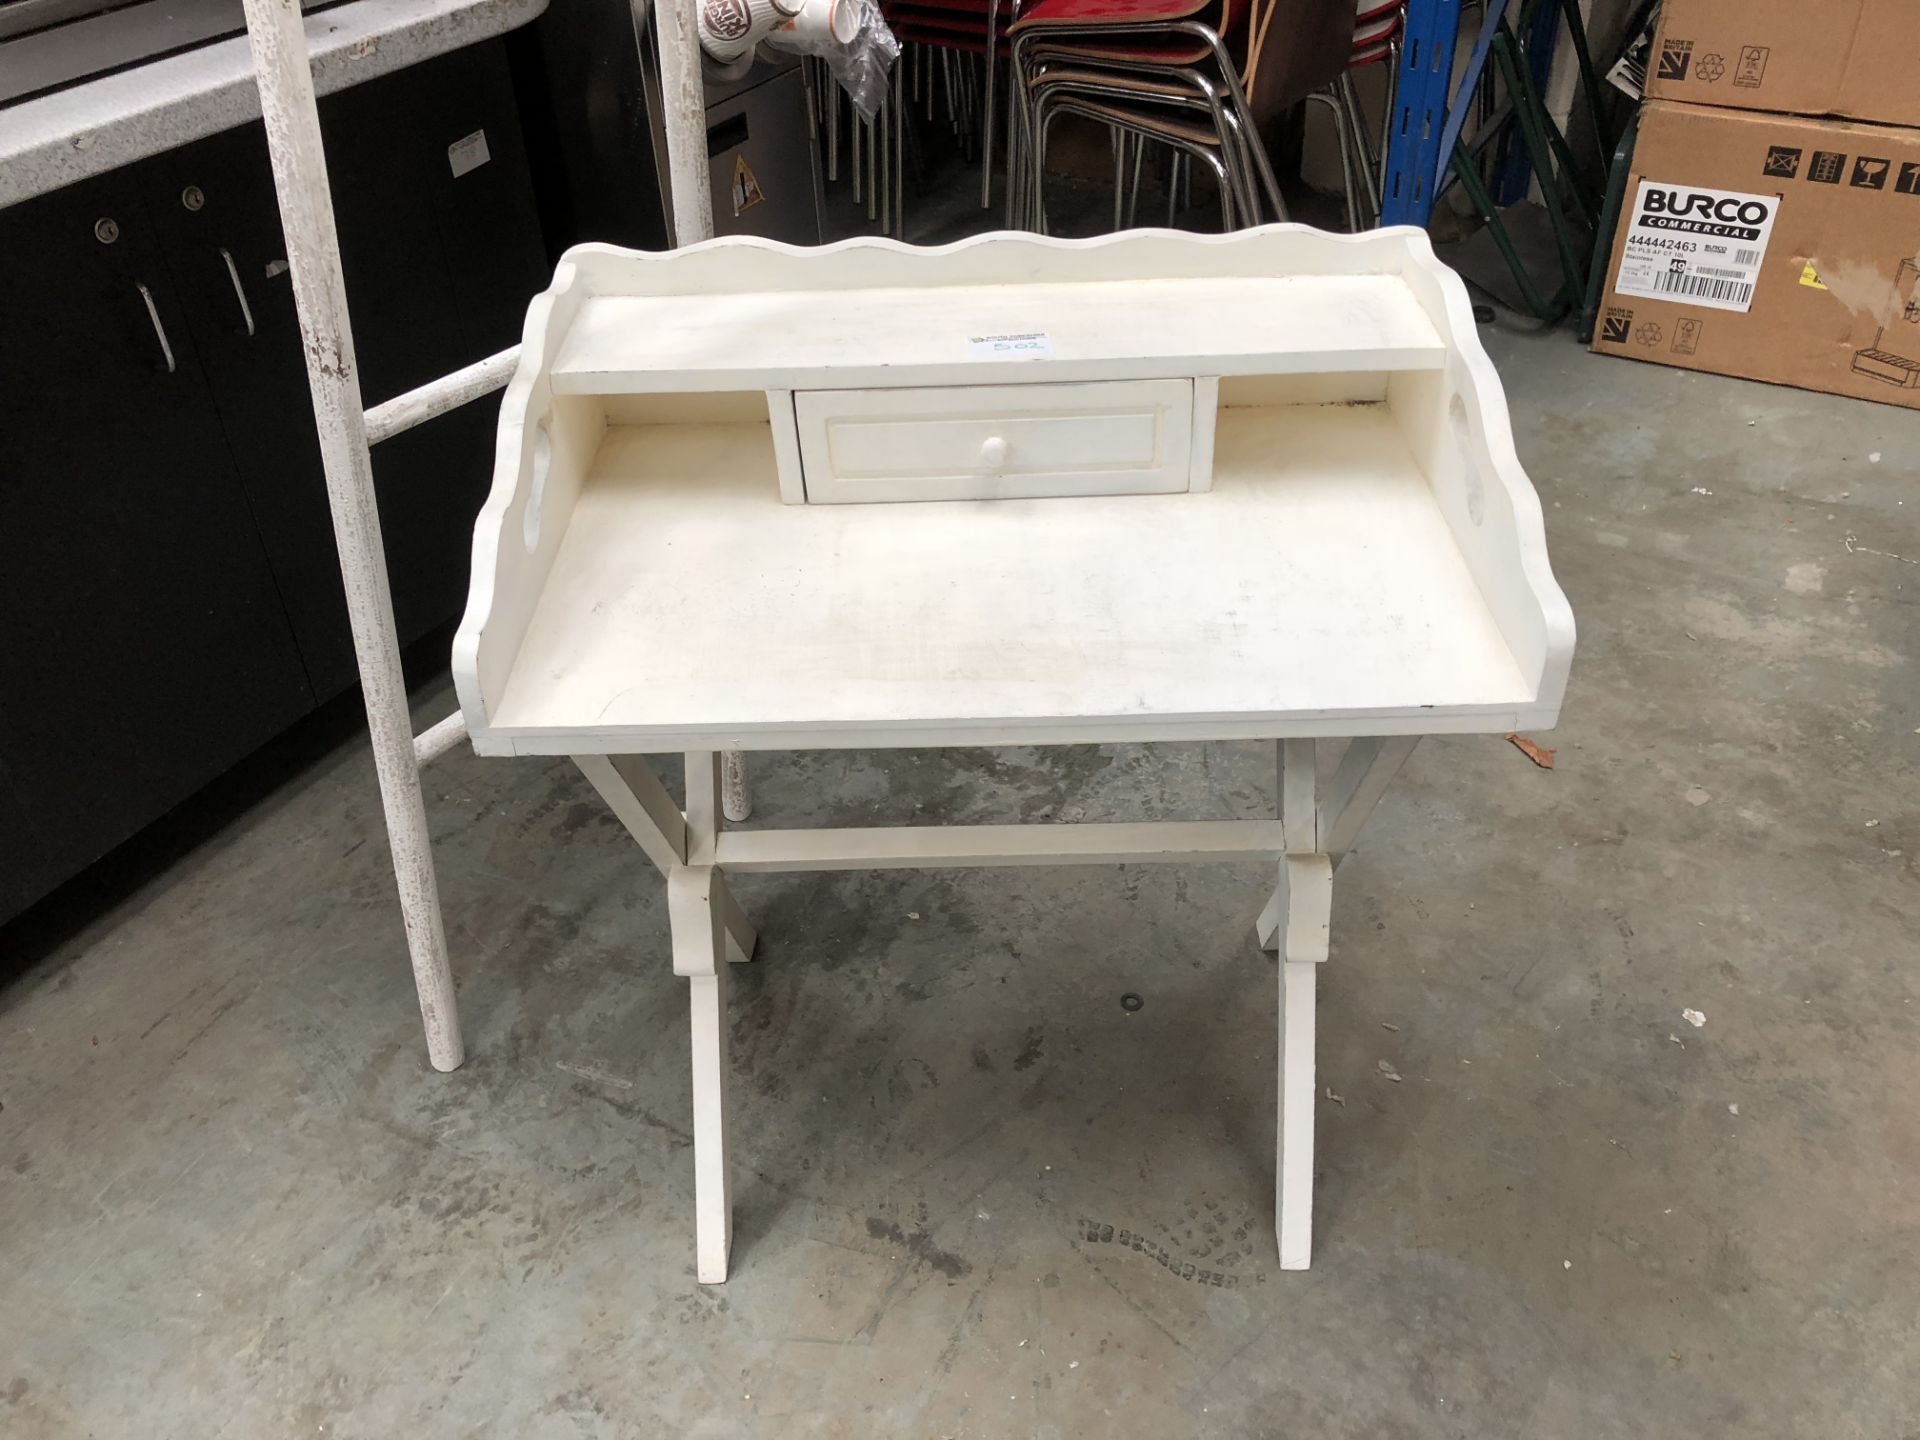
[732,155,765,216]
[1800,261,1828,290]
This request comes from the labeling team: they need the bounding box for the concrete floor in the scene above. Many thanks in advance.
[4,321,1919,1437]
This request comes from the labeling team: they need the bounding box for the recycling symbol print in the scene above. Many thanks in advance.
[1634,322,1664,348]
[1695,53,1726,83]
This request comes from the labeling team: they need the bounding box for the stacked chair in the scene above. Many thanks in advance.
[818,0,1405,237]
[811,4,1003,238]
[1006,0,1288,233]
[1303,0,1405,230]
[812,54,900,236]
[882,0,1009,214]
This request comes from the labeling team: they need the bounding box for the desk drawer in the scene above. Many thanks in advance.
[794,378,1195,503]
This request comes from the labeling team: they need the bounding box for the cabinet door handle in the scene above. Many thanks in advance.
[135,282,176,373]
[219,247,256,336]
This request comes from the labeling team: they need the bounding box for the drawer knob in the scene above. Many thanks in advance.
[979,435,1009,469]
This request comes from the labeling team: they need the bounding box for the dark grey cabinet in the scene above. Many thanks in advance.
[0,39,548,923]
[141,38,546,699]
[0,707,63,918]
[0,167,318,890]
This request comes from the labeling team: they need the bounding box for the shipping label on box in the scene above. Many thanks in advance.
[1613,181,1777,312]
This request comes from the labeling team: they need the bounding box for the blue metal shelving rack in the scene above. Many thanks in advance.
[1378,0,1465,227]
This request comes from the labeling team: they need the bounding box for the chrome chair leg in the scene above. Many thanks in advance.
[1306,90,1361,232]
[827,66,840,182]
[1126,126,1146,226]
[1337,70,1380,228]
[894,57,907,238]
[1033,98,1060,233]
[1006,19,1287,221]
[982,4,1001,207]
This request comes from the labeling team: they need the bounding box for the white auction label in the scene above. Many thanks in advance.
[968,331,1053,357]
[447,129,492,179]
[1613,179,1778,313]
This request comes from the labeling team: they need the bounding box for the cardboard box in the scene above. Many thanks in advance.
[1590,102,1920,409]
[1645,0,1920,130]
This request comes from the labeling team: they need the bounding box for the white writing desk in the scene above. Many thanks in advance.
[455,225,1576,1282]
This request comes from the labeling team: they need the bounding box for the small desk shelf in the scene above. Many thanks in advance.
[547,271,1449,393]
[456,225,1575,1282]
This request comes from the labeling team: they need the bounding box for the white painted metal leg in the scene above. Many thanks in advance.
[242,0,461,1072]
[1274,851,1331,1270]
[721,750,753,823]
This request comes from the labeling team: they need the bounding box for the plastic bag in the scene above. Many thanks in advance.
[762,0,899,124]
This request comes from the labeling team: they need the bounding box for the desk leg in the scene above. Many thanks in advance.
[718,880,758,966]
[1255,737,1419,950]
[1274,852,1332,1270]
[680,752,744,1280]
[1255,885,1284,954]
[574,753,759,965]
[671,863,734,1283]
[1256,737,1419,1267]
[689,959,733,1283]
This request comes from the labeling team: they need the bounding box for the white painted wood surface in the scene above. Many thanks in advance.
[1280,739,1318,852]
[1187,376,1221,493]
[1273,848,1331,1271]
[714,820,1289,872]
[572,753,688,874]
[1259,736,1419,952]
[468,405,1545,754]
[668,859,732,1282]
[456,227,1574,757]
[1277,957,1320,1270]
[766,390,807,505]
[794,378,1195,503]
[535,230,1451,396]
[552,277,1443,394]
[1320,735,1420,864]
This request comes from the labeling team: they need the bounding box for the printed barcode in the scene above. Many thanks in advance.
[1655,270,1754,305]
[1697,266,1749,278]
[1734,248,1761,266]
